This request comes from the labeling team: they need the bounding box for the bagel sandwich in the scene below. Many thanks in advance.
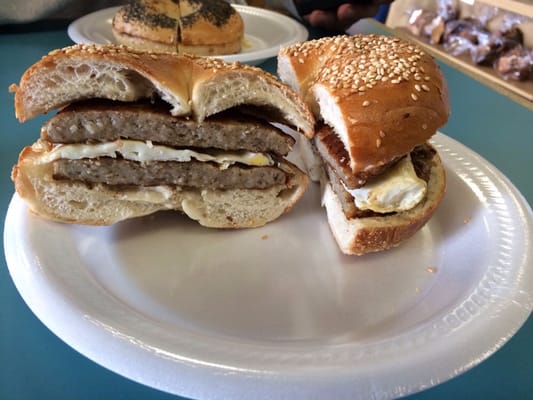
[278,35,450,255]
[9,44,315,228]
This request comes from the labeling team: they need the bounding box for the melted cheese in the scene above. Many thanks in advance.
[119,186,174,203]
[343,155,427,213]
[40,140,274,169]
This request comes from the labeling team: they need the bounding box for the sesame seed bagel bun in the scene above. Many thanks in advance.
[9,44,315,228]
[279,35,449,255]
[11,44,314,135]
[278,34,449,174]
[112,0,244,56]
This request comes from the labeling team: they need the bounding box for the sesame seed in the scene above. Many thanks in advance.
[348,117,358,124]
[283,34,433,94]
[422,84,430,91]
[415,84,421,92]
[411,93,418,101]
[376,138,382,148]
[362,100,371,107]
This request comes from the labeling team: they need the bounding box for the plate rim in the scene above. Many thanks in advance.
[67,5,309,65]
[4,132,533,399]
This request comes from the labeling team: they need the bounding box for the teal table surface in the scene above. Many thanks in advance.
[1,24,532,400]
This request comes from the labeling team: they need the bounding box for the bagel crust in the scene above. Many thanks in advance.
[10,44,314,136]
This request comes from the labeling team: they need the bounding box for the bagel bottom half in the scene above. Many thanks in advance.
[320,149,446,255]
[12,149,308,228]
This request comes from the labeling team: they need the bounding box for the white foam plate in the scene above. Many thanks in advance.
[67,5,308,65]
[4,133,533,399]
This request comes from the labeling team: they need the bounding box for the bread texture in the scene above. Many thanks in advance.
[278,35,450,173]
[10,44,314,136]
[10,44,315,228]
[112,0,244,56]
[321,148,446,255]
